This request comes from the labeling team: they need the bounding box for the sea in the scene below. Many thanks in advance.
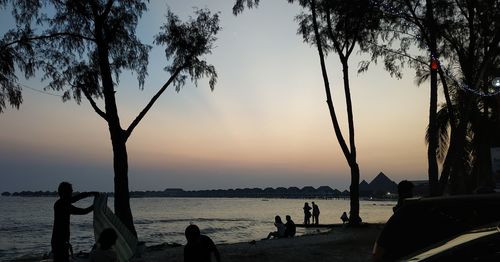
[0,197,395,261]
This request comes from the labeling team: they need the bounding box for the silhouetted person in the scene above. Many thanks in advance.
[266,215,286,239]
[340,212,349,224]
[90,228,118,262]
[184,224,221,262]
[284,215,296,237]
[312,202,320,225]
[393,180,414,213]
[303,202,312,225]
[51,182,97,262]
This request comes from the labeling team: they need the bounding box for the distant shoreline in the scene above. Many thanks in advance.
[1,186,398,200]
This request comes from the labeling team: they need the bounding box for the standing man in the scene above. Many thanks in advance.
[312,202,320,225]
[51,182,97,262]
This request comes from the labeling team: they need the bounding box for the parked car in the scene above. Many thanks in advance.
[372,193,500,261]
[402,222,500,261]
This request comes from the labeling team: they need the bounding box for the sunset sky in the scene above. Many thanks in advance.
[0,0,432,192]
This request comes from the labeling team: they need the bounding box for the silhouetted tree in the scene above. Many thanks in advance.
[234,0,381,224]
[363,0,451,196]
[0,1,220,234]
[422,0,500,194]
[368,0,500,194]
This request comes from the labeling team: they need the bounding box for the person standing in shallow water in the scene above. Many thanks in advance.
[184,224,221,262]
[312,202,320,225]
[51,182,97,262]
[303,202,312,225]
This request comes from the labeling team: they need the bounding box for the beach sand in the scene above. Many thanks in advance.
[133,223,383,262]
[12,224,383,262]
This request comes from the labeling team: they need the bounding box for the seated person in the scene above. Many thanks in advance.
[184,224,221,262]
[393,180,414,212]
[340,212,349,224]
[284,215,296,237]
[266,215,286,239]
[90,228,118,262]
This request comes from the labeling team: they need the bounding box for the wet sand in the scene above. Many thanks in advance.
[133,223,383,262]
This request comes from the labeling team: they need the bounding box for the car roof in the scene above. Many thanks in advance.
[403,225,500,261]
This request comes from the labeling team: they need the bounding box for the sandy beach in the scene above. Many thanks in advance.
[133,224,383,262]
[11,223,382,261]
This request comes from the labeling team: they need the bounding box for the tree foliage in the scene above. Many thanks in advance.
[367,0,500,194]
[0,0,221,233]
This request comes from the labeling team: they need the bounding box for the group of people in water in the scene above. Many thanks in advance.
[265,201,324,240]
[303,201,320,225]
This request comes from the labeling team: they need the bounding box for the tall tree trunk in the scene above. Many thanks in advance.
[349,162,361,224]
[426,0,439,196]
[450,94,474,195]
[110,130,136,236]
[342,59,361,224]
[436,69,456,195]
[309,0,361,224]
[95,20,136,235]
[427,62,439,196]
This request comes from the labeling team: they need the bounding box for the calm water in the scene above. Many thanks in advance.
[0,197,395,261]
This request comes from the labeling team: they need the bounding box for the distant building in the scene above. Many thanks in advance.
[359,172,398,198]
[370,172,398,196]
[359,180,371,197]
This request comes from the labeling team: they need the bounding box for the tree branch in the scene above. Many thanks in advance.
[81,86,107,121]
[0,32,96,52]
[366,40,427,66]
[125,66,184,140]
[310,0,352,163]
[325,9,345,59]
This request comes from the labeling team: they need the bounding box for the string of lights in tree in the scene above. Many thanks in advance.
[431,54,500,97]
[370,0,500,97]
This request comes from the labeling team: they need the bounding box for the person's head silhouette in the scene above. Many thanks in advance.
[275,215,283,224]
[185,224,201,243]
[286,215,292,222]
[98,228,118,250]
[58,182,73,199]
[398,180,414,199]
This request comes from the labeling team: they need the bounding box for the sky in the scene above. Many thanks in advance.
[0,0,432,192]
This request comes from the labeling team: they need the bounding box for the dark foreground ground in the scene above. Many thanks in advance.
[13,224,382,262]
[133,223,383,262]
